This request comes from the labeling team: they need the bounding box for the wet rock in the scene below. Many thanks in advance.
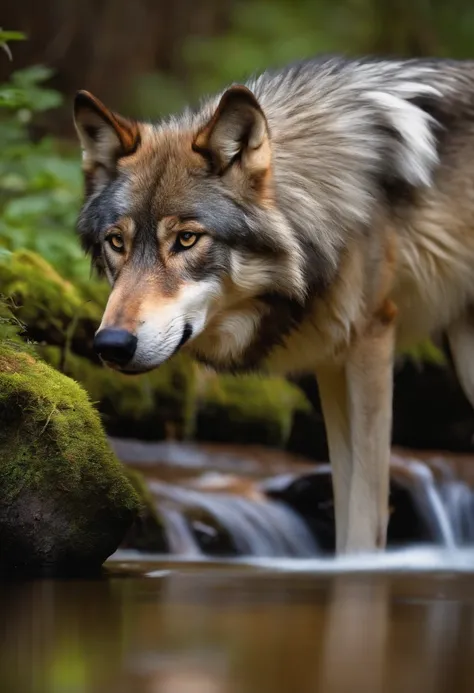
[0,344,140,577]
[286,407,329,461]
[262,470,335,553]
[263,466,441,553]
[185,507,238,557]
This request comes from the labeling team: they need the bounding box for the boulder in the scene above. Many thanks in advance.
[0,343,140,577]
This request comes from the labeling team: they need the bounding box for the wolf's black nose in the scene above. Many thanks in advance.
[93,328,137,366]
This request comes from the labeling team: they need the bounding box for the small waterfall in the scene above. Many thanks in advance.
[159,506,201,556]
[390,456,474,548]
[112,437,474,559]
[148,480,318,558]
[422,457,474,545]
[391,457,456,547]
[440,481,474,545]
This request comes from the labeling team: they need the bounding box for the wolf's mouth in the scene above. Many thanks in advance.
[104,322,194,375]
[173,323,193,355]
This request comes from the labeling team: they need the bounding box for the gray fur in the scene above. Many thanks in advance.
[162,57,474,274]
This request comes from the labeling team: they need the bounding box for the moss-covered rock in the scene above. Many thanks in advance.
[0,343,140,577]
[0,249,105,362]
[196,372,311,448]
[38,346,198,440]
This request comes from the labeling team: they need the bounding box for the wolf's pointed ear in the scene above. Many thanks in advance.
[74,90,140,192]
[193,85,271,184]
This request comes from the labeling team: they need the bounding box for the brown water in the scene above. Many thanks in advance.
[2,557,474,693]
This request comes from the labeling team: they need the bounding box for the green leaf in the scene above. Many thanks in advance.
[12,65,55,88]
[0,31,26,43]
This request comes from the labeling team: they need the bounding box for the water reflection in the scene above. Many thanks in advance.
[318,580,389,693]
[1,565,474,693]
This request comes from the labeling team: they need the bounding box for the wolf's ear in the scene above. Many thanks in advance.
[193,85,271,184]
[74,90,139,192]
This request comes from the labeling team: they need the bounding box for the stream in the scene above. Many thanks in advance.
[3,440,474,692]
[110,438,474,557]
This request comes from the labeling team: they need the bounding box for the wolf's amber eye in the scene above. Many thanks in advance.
[107,233,124,252]
[177,232,199,249]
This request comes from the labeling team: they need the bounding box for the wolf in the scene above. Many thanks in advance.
[74,55,474,555]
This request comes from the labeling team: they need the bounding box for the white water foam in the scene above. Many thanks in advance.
[109,546,474,576]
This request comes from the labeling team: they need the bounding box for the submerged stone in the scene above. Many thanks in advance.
[0,344,140,577]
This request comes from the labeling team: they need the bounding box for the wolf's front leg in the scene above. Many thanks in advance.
[344,302,397,553]
[317,366,352,553]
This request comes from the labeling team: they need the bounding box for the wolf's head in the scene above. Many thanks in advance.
[74,87,310,374]
[75,59,443,374]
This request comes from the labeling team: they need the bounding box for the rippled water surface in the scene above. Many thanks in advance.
[2,549,474,693]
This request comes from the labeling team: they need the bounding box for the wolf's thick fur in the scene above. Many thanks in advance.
[74,56,474,554]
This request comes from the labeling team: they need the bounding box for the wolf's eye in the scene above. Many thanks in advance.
[107,233,124,253]
[177,231,199,250]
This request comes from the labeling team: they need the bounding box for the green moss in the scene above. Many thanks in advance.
[0,248,82,322]
[196,372,311,447]
[38,345,198,440]
[0,343,140,576]
[400,339,445,365]
[0,249,104,360]
[147,353,198,440]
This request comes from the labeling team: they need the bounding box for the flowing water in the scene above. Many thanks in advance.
[112,439,474,558]
[3,439,474,692]
[148,479,318,557]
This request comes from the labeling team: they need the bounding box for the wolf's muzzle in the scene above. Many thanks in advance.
[94,328,138,366]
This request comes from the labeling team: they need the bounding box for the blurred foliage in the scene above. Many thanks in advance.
[0,60,88,281]
[196,372,312,447]
[131,0,474,118]
[132,0,367,116]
